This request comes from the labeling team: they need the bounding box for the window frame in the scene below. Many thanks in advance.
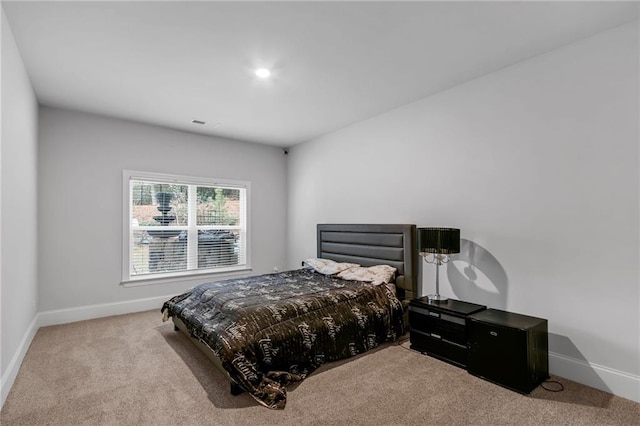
[121,170,251,286]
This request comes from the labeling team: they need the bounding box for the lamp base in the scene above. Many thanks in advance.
[427,294,448,302]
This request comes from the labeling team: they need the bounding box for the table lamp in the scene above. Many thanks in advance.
[418,227,460,302]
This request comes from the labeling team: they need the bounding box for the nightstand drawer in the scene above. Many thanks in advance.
[408,298,486,370]
[408,307,440,329]
[410,329,467,368]
[409,307,467,345]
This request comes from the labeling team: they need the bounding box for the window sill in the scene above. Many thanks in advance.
[120,267,253,288]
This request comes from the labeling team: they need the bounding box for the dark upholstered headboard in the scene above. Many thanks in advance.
[317,224,418,302]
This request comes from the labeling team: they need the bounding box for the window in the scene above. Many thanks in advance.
[122,170,250,282]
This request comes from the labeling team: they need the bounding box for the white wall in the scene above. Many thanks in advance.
[288,22,639,400]
[38,107,287,313]
[0,7,39,404]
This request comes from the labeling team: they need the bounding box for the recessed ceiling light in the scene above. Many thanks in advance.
[255,68,271,79]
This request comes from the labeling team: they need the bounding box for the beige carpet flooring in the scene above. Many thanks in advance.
[1,310,638,425]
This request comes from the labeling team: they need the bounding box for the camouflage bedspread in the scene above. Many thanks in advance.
[161,268,405,409]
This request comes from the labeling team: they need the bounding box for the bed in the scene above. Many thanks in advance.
[161,223,418,409]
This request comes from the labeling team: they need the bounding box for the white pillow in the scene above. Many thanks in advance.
[336,264,397,285]
[303,258,360,275]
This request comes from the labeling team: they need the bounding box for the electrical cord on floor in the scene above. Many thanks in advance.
[540,380,565,392]
[396,335,410,345]
[396,335,419,354]
[395,333,410,346]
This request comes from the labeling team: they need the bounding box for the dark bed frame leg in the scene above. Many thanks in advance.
[230,381,244,396]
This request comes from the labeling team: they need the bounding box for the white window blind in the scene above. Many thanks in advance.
[123,171,249,282]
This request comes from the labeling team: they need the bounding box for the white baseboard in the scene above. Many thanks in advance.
[550,351,640,403]
[0,313,39,408]
[3,300,639,409]
[37,294,175,327]
[1,294,174,409]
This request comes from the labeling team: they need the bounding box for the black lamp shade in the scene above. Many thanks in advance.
[418,227,460,255]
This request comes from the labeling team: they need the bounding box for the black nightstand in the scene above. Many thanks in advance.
[409,298,486,368]
[468,309,549,394]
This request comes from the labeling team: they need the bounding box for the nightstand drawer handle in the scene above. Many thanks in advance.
[441,314,464,325]
[490,331,498,337]
[409,306,440,318]
[430,333,441,339]
[442,338,466,349]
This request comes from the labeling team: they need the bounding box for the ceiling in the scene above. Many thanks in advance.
[3,1,638,147]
